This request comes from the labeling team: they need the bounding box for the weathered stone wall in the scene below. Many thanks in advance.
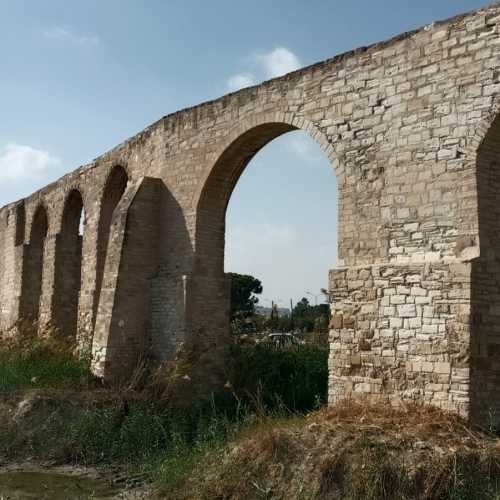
[329,262,471,416]
[0,4,500,425]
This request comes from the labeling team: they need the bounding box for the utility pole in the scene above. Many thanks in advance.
[306,291,321,306]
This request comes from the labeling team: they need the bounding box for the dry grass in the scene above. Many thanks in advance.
[162,401,500,500]
[314,399,488,448]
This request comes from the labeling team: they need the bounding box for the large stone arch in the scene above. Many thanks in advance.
[193,113,343,268]
[193,113,343,211]
[188,114,341,381]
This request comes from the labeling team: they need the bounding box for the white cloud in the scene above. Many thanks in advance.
[0,143,61,180]
[227,47,301,91]
[43,27,100,46]
[256,47,301,79]
[227,73,256,92]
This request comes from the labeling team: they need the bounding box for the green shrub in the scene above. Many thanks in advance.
[228,343,328,413]
[0,332,330,494]
[0,336,92,392]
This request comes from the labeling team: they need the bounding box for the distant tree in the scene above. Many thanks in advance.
[229,273,263,321]
[293,297,311,318]
[293,297,330,333]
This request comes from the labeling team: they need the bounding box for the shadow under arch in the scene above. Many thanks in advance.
[20,204,49,322]
[15,202,26,247]
[53,189,85,338]
[191,116,340,367]
[93,165,129,330]
[91,176,195,381]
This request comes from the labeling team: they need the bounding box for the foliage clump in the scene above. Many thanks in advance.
[227,343,328,413]
[0,324,93,392]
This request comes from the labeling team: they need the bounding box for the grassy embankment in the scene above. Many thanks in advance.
[1,331,500,499]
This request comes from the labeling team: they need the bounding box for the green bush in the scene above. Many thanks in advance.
[0,337,92,392]
[228,343,328,413]
[0,332,329,493]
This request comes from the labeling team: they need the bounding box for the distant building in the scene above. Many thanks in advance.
[255,306,290,318]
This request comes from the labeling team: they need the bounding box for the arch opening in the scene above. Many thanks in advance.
[93,166,128,329]
[225,130,338,309]
[20,205,48,322]
[193,122,338,406]
[196,122,298,275]
[53,189,85,338]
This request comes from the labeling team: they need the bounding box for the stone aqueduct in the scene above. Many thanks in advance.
[2,5,500,425]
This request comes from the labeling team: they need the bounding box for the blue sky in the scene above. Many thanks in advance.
[0,0,487,305]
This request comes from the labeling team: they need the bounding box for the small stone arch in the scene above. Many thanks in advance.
[92,165,129,329]
[20,203,49,322]
[52,188,86,338]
